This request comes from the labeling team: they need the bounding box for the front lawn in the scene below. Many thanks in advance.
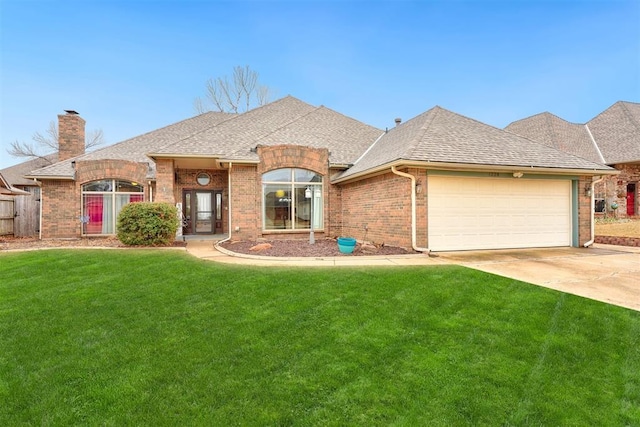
[1,250,638,425]
[596,217,640,237]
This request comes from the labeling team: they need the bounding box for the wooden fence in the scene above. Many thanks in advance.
[0,197,14,236]
[0,193,40,237]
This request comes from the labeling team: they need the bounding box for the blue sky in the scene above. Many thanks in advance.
[1,0,638,169]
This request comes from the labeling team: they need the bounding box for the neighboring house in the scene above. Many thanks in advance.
[506,101,640,218]
[22,96,615,251]
[0,156,53,236]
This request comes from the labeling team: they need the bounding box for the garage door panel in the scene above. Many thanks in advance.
[428,176,572,251]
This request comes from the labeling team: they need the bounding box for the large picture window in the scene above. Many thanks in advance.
[82,179,144,235]
[263,168,323,231]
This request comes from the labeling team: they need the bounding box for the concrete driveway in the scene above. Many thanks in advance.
[436,244,640,312]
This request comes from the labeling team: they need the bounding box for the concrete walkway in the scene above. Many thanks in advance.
[185,240,640,312]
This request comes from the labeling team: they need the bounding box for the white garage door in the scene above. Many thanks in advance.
[428,176,572,251]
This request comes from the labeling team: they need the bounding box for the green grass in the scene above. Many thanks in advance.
[1,250,639,426]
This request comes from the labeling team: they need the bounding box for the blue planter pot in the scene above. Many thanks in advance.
[337,237,357,254]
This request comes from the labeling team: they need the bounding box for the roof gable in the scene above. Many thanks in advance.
[586,101,640,164]
[505,113,601,163]
[151,96,382,165]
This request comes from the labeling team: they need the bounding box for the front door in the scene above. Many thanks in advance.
[182,190,223,234]
[628,183,636,216]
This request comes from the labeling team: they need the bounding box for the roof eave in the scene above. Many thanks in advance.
[332,160,619,184]
[24,174,74,181]
[147,153,260,165]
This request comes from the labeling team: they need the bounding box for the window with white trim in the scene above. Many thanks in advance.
[262,168,323,231]
[82,179,144,234]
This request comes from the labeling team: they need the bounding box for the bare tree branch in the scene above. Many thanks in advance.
[195,65,272,114]
[86,129,104,150]
[7,120,105,161]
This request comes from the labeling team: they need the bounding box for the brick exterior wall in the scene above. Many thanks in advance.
[41,180,79,238]
[578,176,594,247]
[58,113,85,161]
[154,159,175,203]
[40,160,150,238]
[340,169,417,249]
[594,164,640,218]
[229,165,260,240]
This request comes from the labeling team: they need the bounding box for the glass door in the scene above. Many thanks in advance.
[195,191,213,233]
[183,190,216,234]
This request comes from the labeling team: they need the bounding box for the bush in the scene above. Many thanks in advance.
[117,202,178,246]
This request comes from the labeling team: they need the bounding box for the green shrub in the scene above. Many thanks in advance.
[117,202,178,246]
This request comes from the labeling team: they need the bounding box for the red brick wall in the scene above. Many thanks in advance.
[58,113,85,161]
[340,169,416,249]
[155,159,175,203]
[578,176,594,246]
[41,160,149,238]
[41,180,79,238]
[595,236,640,247]
[229,165,260,240]
[76,160,148,185]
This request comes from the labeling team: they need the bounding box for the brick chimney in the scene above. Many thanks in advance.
[58,110,85,161]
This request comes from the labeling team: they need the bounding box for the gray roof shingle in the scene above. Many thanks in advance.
[1,154,58,186]
[339,106,612,180]
[586,101,640,164]
[151,96,382,165]
[505,113,601,163]
[506,101,640,165]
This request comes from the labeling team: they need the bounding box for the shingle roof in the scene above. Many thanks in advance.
[1,154,58,186]
[0,172,30,195]
[338,106,612,180]
[505,113,601,163]
[505,101,640,165]
[26,111,234,179]
[586,101,640,164]
[151,96,382,165]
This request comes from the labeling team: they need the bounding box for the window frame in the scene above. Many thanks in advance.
[262,168,323,232]
[81,179,144,235]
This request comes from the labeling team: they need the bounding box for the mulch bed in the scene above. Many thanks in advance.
[219,239,416,257]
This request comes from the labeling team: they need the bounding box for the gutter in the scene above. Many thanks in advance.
[34,178,42,240]
[584,175,604,248]
[332,159,618,185]
[390,166,430,253]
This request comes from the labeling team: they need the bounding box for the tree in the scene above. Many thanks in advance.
[7,120,105,164]
[194,65,271,114]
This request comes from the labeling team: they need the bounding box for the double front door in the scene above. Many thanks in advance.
[182,190,223,234]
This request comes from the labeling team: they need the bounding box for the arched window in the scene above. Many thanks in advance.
[262,168,322,231]
[82,179,144,235]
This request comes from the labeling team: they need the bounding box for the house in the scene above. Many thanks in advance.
[506,101,640,218]
[22,96,616,251]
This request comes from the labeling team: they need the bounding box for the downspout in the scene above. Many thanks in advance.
[584,175,604,248]
[217,162,233,245]
[35,178,42,240]
[391,166,430,253]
